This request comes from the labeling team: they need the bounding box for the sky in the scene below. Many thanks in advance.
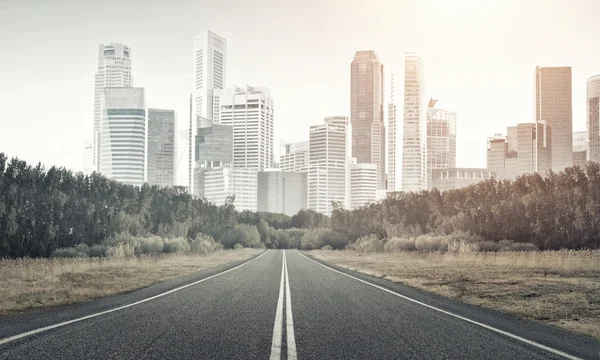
[1,0,599,186]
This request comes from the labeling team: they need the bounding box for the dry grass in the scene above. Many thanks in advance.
[0,249,261,316]
[309,250,600,339]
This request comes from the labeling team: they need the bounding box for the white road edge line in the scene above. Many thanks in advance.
[0,250,270,346]
[296,251,583,360]
[269,251,286,360]
[284,251,297,360]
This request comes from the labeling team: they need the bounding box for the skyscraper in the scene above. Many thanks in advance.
[402,53,427,192]
[350,51,385,189]
[427,99,456,189]
[93,43,132,172]
[349,163,377,209]
[535,66,572,171]
[83,141,93,175]
[308,116,348,215]
[258,171,307,216]
[214,86,274,171]
[147,109,176,187]
[387,74,398,191]
[280,140,309,173]
[100,87,145,186]
[194,118,234,198]
[194,30,227,122]
[587,75,600,164]
[573,130,587,168]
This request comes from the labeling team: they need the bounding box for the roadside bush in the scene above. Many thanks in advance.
[191,233,222,254]
[352,234,384,253]
[237,224,261,248]
[137,236,164,255]
[384,237,416,252]
[498,239,538,252]
[233,243,244,250]
[300,228,327,250]
[321,245,333,250]
[51,244,90,258]
[163,237,191,254]
[106,243,135,258]
[88,244,108,257]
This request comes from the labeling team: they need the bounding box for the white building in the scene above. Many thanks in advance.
[93,43,132,172]
[308,116,348,215]
[214,85,274,171]
[387,74,398,191]
[427,99,456,189]
[588,75,600,163]
[83,141,93,175]
[100,87,145,186]
[203,168,257,212]
[258,171,307,215]
[147,109,176,187]
[194,30,227,122]
[402,53,427,192]
[349,163,377,209]
[280,140,309,173]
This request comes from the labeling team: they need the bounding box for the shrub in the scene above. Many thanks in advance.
[353,234,384,253]
[233,243,244,250]
[321,245,333,250]
[191,233,222,254]
[321,230,348,249]
[498,239,538,252]
[236,224,261,248]
[88,244,108,257]
[106,243,135,258]
[300,228,327,250]
[163,237,191,254]
[51,244,90,258]
[414,234,448,252]
[137,236,164,255]
[384,237,416,252]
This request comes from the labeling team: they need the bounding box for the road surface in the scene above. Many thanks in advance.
[0,250,597,359]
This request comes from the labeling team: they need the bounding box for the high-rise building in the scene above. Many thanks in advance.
[214,86,274,171]
[573,130,587,168]
[486,122,551,180]
[402,53,427,192]
[587,75,600,164]
[203,168,257,211]
[194,30,227,122]
[432,168,496,192]
[349,163,377,209]
[258,171,307,216]
[535,66,572,171]
[100,87,145,186]
[387,74,398,191]
[426,99,456,189]
[194,118,233,197]
[93,43,132,172]
[83,141,93,175]
[280,140,309,173]
[308,116,348,215]
[147,109,175,187]
[350,51,385,189]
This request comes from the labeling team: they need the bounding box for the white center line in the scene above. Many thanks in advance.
[296,250,583,360]
[269,251,286,360]
[284,251,298,360]
[0,250,270,346]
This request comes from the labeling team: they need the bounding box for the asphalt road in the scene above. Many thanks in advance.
[0,250,598,359]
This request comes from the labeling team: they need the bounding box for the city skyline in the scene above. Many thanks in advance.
[2,0,600,187]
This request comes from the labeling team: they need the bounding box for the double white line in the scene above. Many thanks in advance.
[269,251,297,360]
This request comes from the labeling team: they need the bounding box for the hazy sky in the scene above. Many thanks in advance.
[1,0,599,185]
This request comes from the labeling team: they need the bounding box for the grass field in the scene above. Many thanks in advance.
[309,249,600,339]
[0,249,261,316]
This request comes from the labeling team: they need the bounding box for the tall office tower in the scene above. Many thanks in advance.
[426,99,456,189]
[147,109,176,187]
[350,51,385,189]
[587,75,600,163]
[100,87,145,186]
[194,119,233,197]
[308,116,348,215]
[93,43,132,172]
[83,142,93,175]
[573,131,587,168]
[257,171,307,215]
[387,74,398,191]
[349,163,377,209]
[535,66,572,171]
[194,30,227,122]
[214,86,274,171]
[402,53,427,192]
[280,140,309,172]
[203,168,257,211]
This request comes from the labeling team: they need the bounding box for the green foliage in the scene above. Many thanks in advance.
[51,244,90,258]
[163,237,191,254]
[190,233,222,254]
[233,243,244,250]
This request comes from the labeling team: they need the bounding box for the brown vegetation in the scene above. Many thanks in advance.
[309,249,600,339]
[0,249,261,315]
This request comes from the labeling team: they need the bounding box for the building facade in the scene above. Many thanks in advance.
[280,140,309,173]
[100,87,145,186]
[147,109,175,187]
[587,75,600,164]
[193,119,233,198]
[349,163,377,209]
[84,141,93,175]
[432,168,496,192]
[387,74,398,191]
[308,116,348,215]
[203,168,257,211]
[194,30,226,122]
[93,43,132,172]
[350,51,385,189]
[573,130,587,168]
[214,86,274,171]
[426,99,456,189]
[257,171,307,216]
[535,66,572,171]
[402,53,427,192]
